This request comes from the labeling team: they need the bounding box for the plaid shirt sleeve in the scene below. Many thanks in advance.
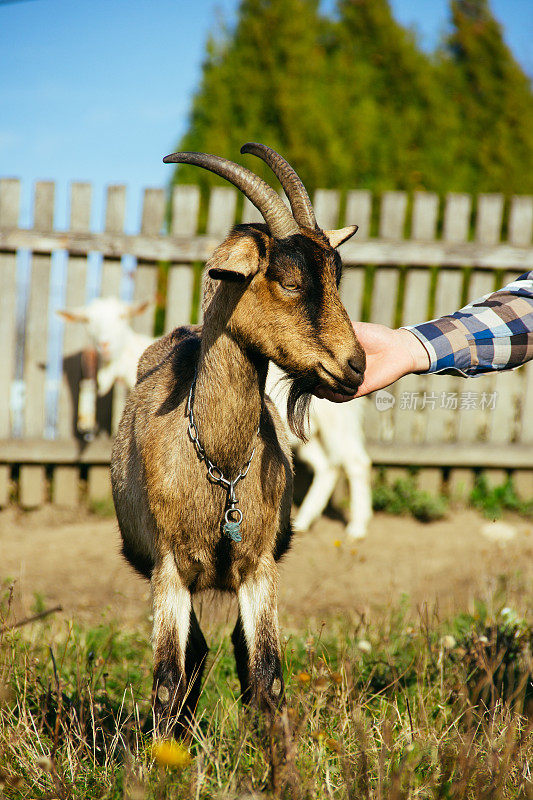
[403,270,533,376]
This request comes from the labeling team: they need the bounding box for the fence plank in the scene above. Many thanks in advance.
[475,194,504,245]
[88,465,112,505]
[394,268,432,444]
[379,191,407,239]
[521,359,533,445]
[340,192,371,323]
[487,264,527,446]
[411,192,439,240]
[100,186,126,433]
[345,191,372,239]
[366,194,407,443]
[241,197,263,224]
[394,192,437,443]
[508,196,533,246]
[133,188,164,336]
[424,193,472,445]
[194,187,239,323]
[57,182,92,440]
[514,470,533,500]
[443,193,471,243]
[313,190,340,230]
[507,201,533,449]
[23,181,54,439]
[206,187,237,237]
[340,268,365,320]
[0,179,20,439]
[19,464,46,508]
[368,262,399,451]
[52,465,79,507]
[165,185,199,332]
[464,199,507,443]
[0,465,10,506]
[100,185,126,297]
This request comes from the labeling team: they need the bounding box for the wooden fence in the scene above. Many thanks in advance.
[0,178,532,508]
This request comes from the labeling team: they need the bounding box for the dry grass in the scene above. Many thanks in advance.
[0,583,532,799]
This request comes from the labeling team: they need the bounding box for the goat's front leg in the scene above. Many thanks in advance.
[151,553,204,736]
[232,555,283,713]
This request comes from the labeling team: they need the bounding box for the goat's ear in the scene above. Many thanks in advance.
[324,226,358,249]
[122,300,150,318]
[56,307,89,323]
[207,236,260,282]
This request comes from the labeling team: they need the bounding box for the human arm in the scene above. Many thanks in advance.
[318,270,533,401]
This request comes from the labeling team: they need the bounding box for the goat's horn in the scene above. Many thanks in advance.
[240,143,317,230]
[163,151,299,239]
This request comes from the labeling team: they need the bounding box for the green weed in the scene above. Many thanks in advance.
[373,477,448,522]
[470,475,533,520]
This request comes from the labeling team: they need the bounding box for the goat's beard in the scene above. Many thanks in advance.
[285,372,316,442]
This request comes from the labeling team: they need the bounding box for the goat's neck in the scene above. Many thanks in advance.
[193,294,266,476]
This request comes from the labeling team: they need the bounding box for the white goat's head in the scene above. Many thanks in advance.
[58,297,149,363]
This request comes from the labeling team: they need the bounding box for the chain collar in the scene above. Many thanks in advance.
[186,373,258,543]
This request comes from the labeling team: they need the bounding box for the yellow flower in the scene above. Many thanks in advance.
[297,671,311,684]
[151,739,192,769]
[333,539,342,548]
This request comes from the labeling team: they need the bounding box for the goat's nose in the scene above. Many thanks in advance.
[348,356,364,376]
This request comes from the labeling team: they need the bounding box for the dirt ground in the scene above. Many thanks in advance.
[2,506,532,632]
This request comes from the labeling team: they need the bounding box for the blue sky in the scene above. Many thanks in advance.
[1,0,532,230]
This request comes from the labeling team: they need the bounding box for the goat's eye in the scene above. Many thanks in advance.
[279,281,300,293]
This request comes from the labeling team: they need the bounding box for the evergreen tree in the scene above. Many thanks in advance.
[172,0,533,197]
[174,0,331,194]
[329,0,460,192]
[441,0,533,193]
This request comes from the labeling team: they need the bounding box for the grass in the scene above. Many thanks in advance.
[470,475,533,520]
[371,474,533,523]
[372,477,449,522]
[1,586,532,799]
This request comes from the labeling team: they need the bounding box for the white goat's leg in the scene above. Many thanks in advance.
[293,438,339,532]
[151,552,206,735]
[232,555,283,712]
[344,452,373,540]
[97,364,117,396]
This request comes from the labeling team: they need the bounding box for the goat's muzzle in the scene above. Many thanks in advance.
[317,354,365,396]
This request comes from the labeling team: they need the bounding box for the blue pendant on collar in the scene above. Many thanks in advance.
[224,506,243,542]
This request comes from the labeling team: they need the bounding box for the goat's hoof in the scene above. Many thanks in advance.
[346,525,367,540]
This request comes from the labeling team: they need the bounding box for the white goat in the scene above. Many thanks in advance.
[267,363,372,539]
[58,296,153,395]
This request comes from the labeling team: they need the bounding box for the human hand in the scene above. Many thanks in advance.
[315,323,430,402]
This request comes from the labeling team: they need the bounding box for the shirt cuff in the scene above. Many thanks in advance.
[402,320,474,376]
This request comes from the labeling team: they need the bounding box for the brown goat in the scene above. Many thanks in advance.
[111,144,365,735]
